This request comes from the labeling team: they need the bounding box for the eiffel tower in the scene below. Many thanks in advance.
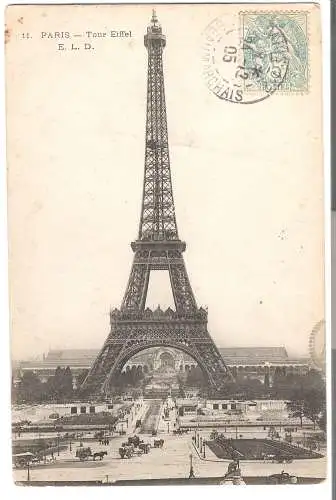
[80,11,233,396]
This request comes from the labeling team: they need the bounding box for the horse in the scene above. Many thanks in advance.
[139,443,150,454]
[93,451,108,461]
[153,439,164,448]
[128,436,141,447]
[119,446,133,459]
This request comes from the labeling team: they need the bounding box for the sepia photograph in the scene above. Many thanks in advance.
[5,3,327,486]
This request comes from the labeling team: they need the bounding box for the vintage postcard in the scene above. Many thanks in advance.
[6,3,326,486]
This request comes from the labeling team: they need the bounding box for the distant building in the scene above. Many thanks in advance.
[175,398,309,427]
[13,345,310,386]
[220,346,310,379]
[204,399,287,413]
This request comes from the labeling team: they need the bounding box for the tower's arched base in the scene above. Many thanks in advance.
[80,307,233,397]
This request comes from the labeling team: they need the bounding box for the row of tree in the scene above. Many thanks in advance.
[178,367,326,431]
[12,366,84,403]
[12,366,326,432]
[112,367,146,390]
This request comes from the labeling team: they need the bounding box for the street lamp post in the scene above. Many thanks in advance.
[167,422,170,434]
[199,436,203,453]
[57,433,60,456]
[203,442,206,459]
[27,461,30,482]
[189,453,195,479]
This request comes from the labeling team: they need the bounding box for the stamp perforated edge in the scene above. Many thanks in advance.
[238,9,311,95]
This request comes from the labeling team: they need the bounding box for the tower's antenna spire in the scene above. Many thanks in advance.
[151,8,157,23]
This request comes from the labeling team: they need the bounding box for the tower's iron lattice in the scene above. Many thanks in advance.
[80,11,233,396]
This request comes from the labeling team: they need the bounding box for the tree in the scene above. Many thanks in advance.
[318,408,326,431]
[302,388,326,430]
[287,399,304,427]
[14,370,44,403]
[185,366,206,386]
[63,366,74,396]
[45,374,59,400]
[45,366,74,401]
[286,377,326,430]
[272,370,325,400]
[76,369,89,387]
[233,377,266,399]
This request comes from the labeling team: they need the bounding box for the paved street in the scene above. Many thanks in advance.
[13,401,327,484]
[13,431,327,483]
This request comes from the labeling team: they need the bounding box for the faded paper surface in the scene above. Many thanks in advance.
[6,3,323,360]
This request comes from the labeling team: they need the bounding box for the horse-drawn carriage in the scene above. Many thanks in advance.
[118,435,151,458]
[13,452,35,468]
[267,471,298,484]
[173,428,188,435]
[128,435,141,447]
[119,445,134,459]
[76,447,92,461]
[92,451,108,461]
[139,442,150,454]
[75,447,108,461]
[153,439,164,448]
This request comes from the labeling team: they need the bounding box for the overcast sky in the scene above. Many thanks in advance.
[6,4,323,360]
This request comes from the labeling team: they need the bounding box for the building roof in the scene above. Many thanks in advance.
[220,346,288,358]
[46,349,99,360]
[219,347,309,366]
[219,347,287,364]
[17,346,309,371]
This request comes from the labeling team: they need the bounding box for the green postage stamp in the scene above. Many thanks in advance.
[241,11,309,93]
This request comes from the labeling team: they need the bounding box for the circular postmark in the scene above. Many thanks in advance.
[309,320,326,372]
[201,14,290,104]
